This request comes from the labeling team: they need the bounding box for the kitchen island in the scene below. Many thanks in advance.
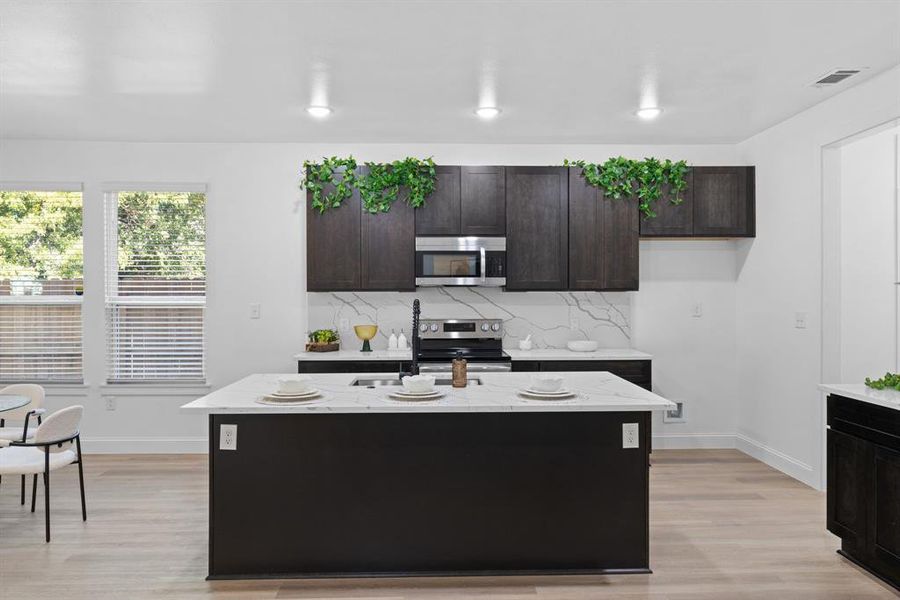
[183,372,674,580]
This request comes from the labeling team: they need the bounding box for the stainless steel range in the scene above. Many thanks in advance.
[415,317,511,373]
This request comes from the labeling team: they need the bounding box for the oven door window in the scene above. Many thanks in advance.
[418,252,480,278]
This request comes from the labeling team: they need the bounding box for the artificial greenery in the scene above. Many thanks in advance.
[864,372,900,391]
[308,329,340,344]
[564,157,689,218]
[357,157,436,213]
[302,156,359,213]
[301,156,437,214]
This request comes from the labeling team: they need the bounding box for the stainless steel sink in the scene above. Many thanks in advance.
[350,377,482,388]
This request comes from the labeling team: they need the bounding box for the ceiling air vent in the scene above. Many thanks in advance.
[811,69,863,87]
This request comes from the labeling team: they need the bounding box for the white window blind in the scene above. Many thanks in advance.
[0,189,84,382]
[105,189,206,382]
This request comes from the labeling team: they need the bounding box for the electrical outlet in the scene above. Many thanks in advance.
[339,318,350,332]
[105,397,116,411]
[249,303,261,319]
[622,423,639,449]
[220,424,237,451]
[692,303,703,318]
[795,312,807,329]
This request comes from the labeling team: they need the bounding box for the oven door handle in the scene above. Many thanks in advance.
[480,247,487,283]
[417,362,511,373]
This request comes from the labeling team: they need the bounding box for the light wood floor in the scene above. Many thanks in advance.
[1,449,897,599]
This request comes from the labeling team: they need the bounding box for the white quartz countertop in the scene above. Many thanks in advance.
[181,372,674,414]
[819,383,900,412]
[294,348,651,361]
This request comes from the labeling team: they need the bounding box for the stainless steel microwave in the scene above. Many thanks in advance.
[415,237,506,287]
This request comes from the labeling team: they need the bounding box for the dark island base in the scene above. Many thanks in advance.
[838,547,900,593]
[208,411,651,579]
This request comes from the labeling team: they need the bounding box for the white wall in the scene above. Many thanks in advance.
[735,65,900,489]
[0,140,740,452]
[840,127,899,382]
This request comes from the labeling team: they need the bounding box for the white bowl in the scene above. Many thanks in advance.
[402,374,436,393]
[518,340,533,351]
[530,374,564,393]
[277,375,313,394]
[567,340,599,352]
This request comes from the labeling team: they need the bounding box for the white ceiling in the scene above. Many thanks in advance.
[1,0,898,144]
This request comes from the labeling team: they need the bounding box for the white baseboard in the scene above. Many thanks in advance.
[651,433,736,449]
[82,436,206,454]
[735,433,819,489]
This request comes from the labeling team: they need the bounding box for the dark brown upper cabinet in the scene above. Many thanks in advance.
[569,169,639,291]
[307,170,362,291]
[692,166,755,237]
[460,166,505,235]
[639,166,755,238]
[505,167,568,290]
[415,166,505,236]
[414,166,461,236]
[638,171,694,237]
[361,185,416,291]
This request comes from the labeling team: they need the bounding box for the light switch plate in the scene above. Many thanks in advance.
[622,423,639,449]
[249,303,261,319]
[220,424,237,451]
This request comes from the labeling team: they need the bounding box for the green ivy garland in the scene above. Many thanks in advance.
[564,157,689,219]
[302,156,359,213]
[301,156,437,214]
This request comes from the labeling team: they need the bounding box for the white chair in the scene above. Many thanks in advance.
[0,405,86,542]
[0,384,46,505]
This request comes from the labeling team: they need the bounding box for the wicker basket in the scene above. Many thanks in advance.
[305,342,340,353]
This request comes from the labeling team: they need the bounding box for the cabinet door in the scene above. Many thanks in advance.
[827,429,870,550]
[871,444,900,580]
[361,192,416,291]
[461,166,506,236]
[692,167,755,237]
[505,167,568,290]
[639,171,694,237]
[569,168,639,291]
[307,171,361,291]
[415,166,461,236]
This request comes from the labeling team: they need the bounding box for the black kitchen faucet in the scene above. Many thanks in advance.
[401,299,421,378]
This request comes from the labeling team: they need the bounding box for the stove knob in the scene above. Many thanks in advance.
[491,323,501,332]
[430,323,439,332]
[481,323,490,332]
[419,324,429,333]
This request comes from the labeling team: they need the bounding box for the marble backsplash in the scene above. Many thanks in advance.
[308,288,632,350]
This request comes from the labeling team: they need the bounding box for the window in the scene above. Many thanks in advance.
[0,188,84,382]
[105,188,206,382]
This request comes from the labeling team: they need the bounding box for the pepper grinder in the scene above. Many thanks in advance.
[452,352,467,388]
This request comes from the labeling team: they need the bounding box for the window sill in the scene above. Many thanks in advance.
[99,382,211,397]
[4,382,90,397]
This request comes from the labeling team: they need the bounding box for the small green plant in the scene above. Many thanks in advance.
[864,372,900,391]
[308,329,340,344]
[564,157,689,219]
[300,156,437,214]
[301,156,359,213]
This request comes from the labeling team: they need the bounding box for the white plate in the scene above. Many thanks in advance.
[518,389,577,400]
[270,389,320,398]
[395,388,438,396]
[522,388,573,396]
[257,394,322,405]
[388,390,444,401]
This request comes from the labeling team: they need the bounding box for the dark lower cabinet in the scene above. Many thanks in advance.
[505,167,569,290]
[826,394,900,591]
[511,359,651,391]
[307,171,362,291]
[299,360,410,374]
[569,168,639,290]
[639,166,755,238]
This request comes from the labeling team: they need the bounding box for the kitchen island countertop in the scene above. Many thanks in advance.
[182,371,673,414]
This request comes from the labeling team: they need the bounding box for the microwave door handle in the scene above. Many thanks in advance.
[480,247,487,283]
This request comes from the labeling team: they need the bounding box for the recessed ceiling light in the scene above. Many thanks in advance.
[636,107,662,120]
[475,106,501,119]
[306,106,332,118]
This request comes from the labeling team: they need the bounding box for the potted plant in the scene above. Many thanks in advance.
[306,329,340,352]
